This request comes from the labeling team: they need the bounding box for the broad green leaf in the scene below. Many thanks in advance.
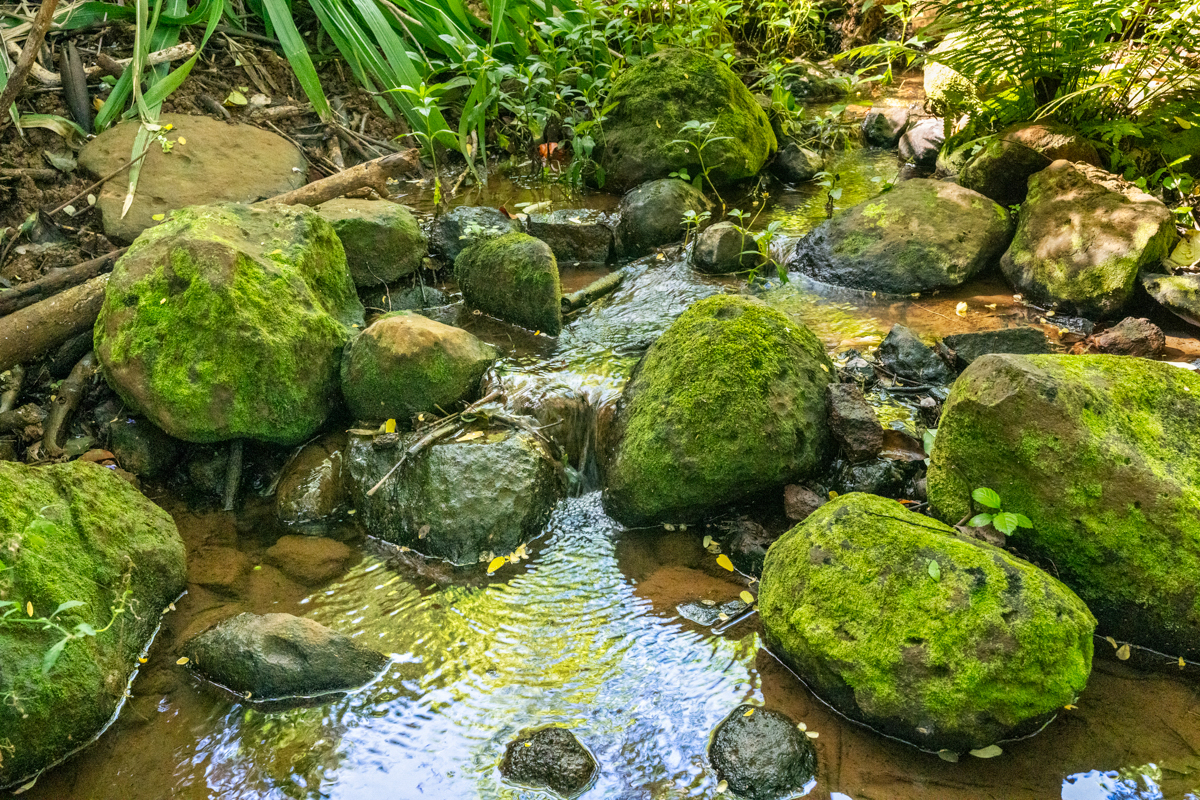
[968,513,994,527]
[992,512,1020,535]
[972,487,1002,509]
[927,559,941,580]
[52,600,86,618]
[43,639,68,675]
[1012,513,1034,529]
[969,744,1003,758]
[74,622,98,637]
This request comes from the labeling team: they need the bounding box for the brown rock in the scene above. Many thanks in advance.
[264,535,359,585]
[189,546,251,594]
[784,485,825,522]
[826,383,885,462]
[1078,317,1166,358]
[275,432,348,525]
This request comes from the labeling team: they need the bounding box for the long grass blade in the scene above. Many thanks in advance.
[260,0,331,120]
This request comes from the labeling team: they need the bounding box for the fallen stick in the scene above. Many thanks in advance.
[42,350,97,458]
[0,248,127,317]
[223,439,243,511]
[0,168,60,180]
[260,149,422,207]
[0,274,108,374]
[48,149,150,216]
[0,364,24,413]
[0,0,59,120]
[4,41,197,87]
[562,270,624,312]
[0,403,46,434]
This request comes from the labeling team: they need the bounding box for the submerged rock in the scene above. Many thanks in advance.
[1001,161,1177,318]
[347,428,564,565]
[691,221,760,274]
[826,383,884,462]
[340,312,496,422]
[527,209,613,265]
[788,179,1013,294]
[263,535,358,585]
[455,232,563,335]
[501,727,597,797]
[78,114,306,242]
[959,121,1101,206]
[1142,273,1200,328]
[927,354,1200,659]
[603,295,833,526]
[185,612,387,699]
[877,325,956,384]
[861,107,909,147]
[107,415,181,477]
[315,198,426,287]
[0,461,186,787]
[942,327,1051,369]
[430,205,521,264]
[708,705,817,800]
[94,203,364,445]
[597,49,777,193]
[760,493,1095,752]
[771,143,824,184]
[615,178,711,259]
[275,433,348,526]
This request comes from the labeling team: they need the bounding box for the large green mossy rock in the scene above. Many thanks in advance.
[927,354,1200,658]
[597,49,777,193]
[958,121,1100,207]
[760,493,1095,753]
[602,295,834,526]
[454,232,563,335]
[340,312,496,423]
[95,203,364,446]
[788,179,1013,294]
[0,461,186,787]
[315,198,426,287]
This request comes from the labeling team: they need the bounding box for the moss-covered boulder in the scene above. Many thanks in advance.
[1000,161,1178,318]
[959,121,1101,206]
[455,232,562,335]
[0,461,186,787]
[602,295,834,526]
[347,428,564,565]
[340,312,496,423]
[315,198,426,287]
[1142,273,1200,328]
[760,493,1095,753]
[95,203,364,446]
[788,179,1013,294]
[927,354,1200,659]
[614,178,712,259]
[597,49,777,193]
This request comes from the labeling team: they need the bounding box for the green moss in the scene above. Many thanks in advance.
[0,461,185,786]
[602,295,833,525]
[94,203,363,445]
[760,493,1094,752]
[454,232,562,335]
[597,49,778,192]
[928,354,1200,657]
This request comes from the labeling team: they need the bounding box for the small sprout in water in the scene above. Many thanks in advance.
[937,750,959,763]
[969,745,1002,758]
[176,657,189,666]
[716,554,734,572]
[740,591,755,605]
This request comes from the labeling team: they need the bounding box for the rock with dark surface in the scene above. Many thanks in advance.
[927,354,1200,660]
[898,117,945,167]
[788,179,1012,294]
[94,203,364,445]
[878,325,955,384]
[760,493,1095,752]
[959,121,1102,206]
[315,198,426,287]
[1083,317,1165,358]
[77,114,306,242]
[603,295,833,526]
[430,205,521,264]
[596,49,777,193]
[264,536,358,585]
[862,107,909,147]
[771,143,824,184]
[501,727,597,796]
[392,284,448,311]
[708,705,817,800]
[615,179,712,259]
[725,519,780,576]
[830,458,922,498]
[1001,161,1178,318]
[347,428,564,565]
[275,433,348,525]
[455,232,563,335]
[0,461,186,787]
[527,209,613,265]
[691,221,760,274]
[1142,273,1200,328]
[340,312,497,422]
[942,327,1052,369]
[186,612,387,698]
[784,484,825,521]
[826,383,884,462]
[108,415,182,477]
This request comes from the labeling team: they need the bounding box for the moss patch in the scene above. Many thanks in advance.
[454,232,562,335]
[759,492,1094,753]
[602,294,833,525]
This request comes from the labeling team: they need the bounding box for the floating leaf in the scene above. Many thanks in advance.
[176,656,190,665]
[806,730,819,739]
[955,301,968,317]
[703,535,713,548]
[927,559,941,580]
[138,656,148,664]
[716,780,728,793]
[1116,643,1131,660]
[743,708,754,716]
[716,554,735,572]
[486,556,507,575]
[937,749,959,763]
[385,418,396,434]
[969,744,1002,758]
[1180,656,1187,669]
[740,591,755,605]
[971,487,1002,509]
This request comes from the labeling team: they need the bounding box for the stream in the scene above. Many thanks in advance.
[19,146,1200,800]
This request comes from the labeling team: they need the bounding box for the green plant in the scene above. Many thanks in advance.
[968,487,1034,535]
[670,118,732,209]
[680,209,711,246]
[816,171,842,218]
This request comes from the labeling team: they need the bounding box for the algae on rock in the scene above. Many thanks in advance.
[454,232,563,335]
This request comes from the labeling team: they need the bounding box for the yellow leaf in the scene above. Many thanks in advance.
[93,97,104,111]
[1180,656,1187,669]
[26,601,33,616]
[456,431,484,442]
[385,418,396,434]
[163,123,174,131]
[655,119,661,128]
[176,657,189,666]
[797,722,807,731]
[806,730,819,739]
[1105,636,1117,649]
[955,301,968,317]
[820,363,829,372]
[138,656,148,663]
[743,708,754,716]
[1064,704,1077,710]
[740,591,755,604]
[1177,116,1193,130]
[487,556,507,575]
[1116,643,1131,660]
[177,136,187,145]
[716,780,728,793]
[152,213,165,221]
[716,554,734,571]
[829,490,839,499]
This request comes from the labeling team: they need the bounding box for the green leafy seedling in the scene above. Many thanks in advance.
[969,487,1033,535]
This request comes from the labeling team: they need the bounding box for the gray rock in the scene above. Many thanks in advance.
[898,117,945,167]
[1084,317,1165,358]
[501,727,597,796]
[430,206,521,264]
[861,107,909,147]
[831,457,922,498]
[771,143,824,184]
[185,612,387,699]
[615,179,712,259]
[1001,161,1178,318]
[783,484,825,522]
[347,428,564,565]
[527,209,613,265]
[275,433,348,526]
[691,221,760,274]
[1142,273,1200,328]
[455,233,563,335]
[788,179,1013,294]
[942,327,1052,369]
[392,284,448,310]
[677,599,749,627]
[315,198,426,287]
[826,383,884,462]
[78,114,306,242]
[708,705,817,800]
[959,121,1102,206]
[878,324,956,384]
[108,415,181,477]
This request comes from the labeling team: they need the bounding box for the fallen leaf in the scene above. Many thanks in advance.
[486,556,507,575]
[418,524,430,540]
[138,656,148,663]
[1064,704,1077,710]
[740,591,755,605]
[703,535,713,548]
[152,213,165,221]
[716,554,735,572]
[717,612,729,621]
[177,136,187,145]
[664,523,676,531]
[1105,636,1118,649]
[1180,656,1187,669]
[176,657,189,666]
[798,722,807,731]
[743,708,754,716]
[969,744,1002,758]
[806,731,819,739]
[385,418,396,434]
[456,431,484,442]
[937,750,959,763]
[716,780,728,793]
[955,301,968,317]
[1116,643,1131,660]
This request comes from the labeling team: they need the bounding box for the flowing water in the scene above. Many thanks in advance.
[18,146,1200,800]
